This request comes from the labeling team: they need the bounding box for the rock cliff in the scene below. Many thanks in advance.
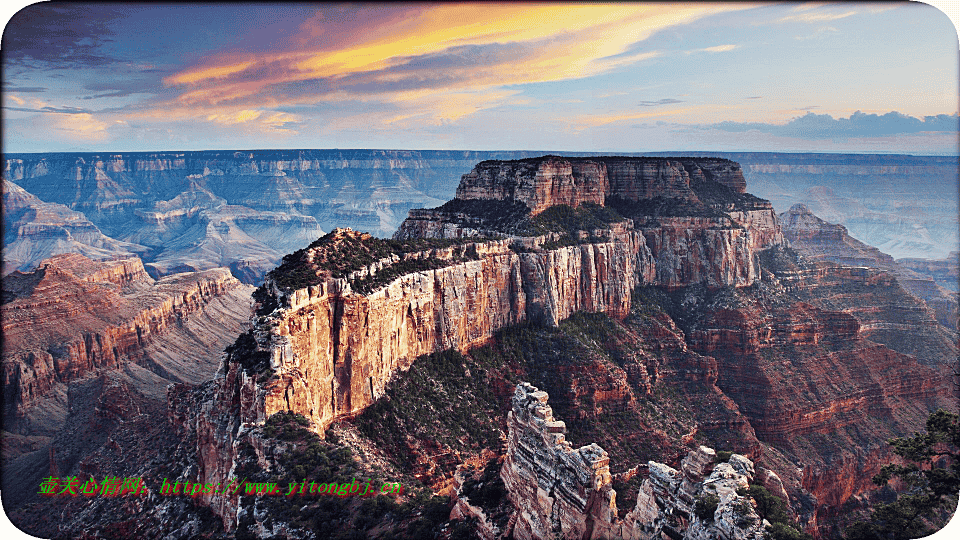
[227,154,785,439]
[227,228,655,436]
[454,156,748,215]
[500,382,768,540]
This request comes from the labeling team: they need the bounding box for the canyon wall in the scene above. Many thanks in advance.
[2,253,253,439]
[235,229,656,435]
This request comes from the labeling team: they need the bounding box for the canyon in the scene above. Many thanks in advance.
[1,253,254,459]
[5,151,954,282]
[2,153,956,540]
[183,156,953,538]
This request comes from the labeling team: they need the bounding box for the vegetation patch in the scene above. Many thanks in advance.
[266,229,483,291]
[522,203,625,236]
[688,173,766,211]
[607,194,725,220]
[232,411,459,540]
[353,349,506,474]
[431,198,532,232]
[224,330,271,376]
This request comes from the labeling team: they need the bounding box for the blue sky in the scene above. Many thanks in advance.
[2,2,958,154]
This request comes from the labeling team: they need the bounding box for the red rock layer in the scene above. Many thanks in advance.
[684,284,953,531]
[2,254,251,436]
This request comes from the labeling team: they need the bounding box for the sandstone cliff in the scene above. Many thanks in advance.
[454,156,748,215]
[227,228,656,436]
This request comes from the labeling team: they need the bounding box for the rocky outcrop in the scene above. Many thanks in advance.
[780,204,896,269]
[501,382,767,540]
[501,382,618,540]
[1,253,254,438]
[453,156,748,215]
[237,229,656,435]
[777,204,958,362]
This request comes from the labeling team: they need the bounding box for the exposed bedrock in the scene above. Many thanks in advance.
[501,382,767,540]
[683,285,954,531]
[454,156,748,214]
[244,232,656,435]
[2,253,253,438]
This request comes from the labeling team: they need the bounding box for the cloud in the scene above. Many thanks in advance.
[711,111,960,139]
[2,84,46,93]
[778,11,856,24]
[153,3,749,120]
[575,107,692,128]
[687,44,739,54]
[3,105,93,114]
[638,99,684,107]
[795,26,839,40]
[4,4,125,69]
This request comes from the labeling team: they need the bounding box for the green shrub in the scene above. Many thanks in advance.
[766,522,813,540]
[695,494,720,521]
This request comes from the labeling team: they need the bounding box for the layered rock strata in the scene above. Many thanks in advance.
[231,228,656,435]
[780,203,959,335]
[454,156,748,214]
[397,157,783,289]
[2,253,253,438]
[501,382,767,540]
[2,179,149,275]
[682,273,954,530]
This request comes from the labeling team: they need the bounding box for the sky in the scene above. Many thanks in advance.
[2,1,958,155]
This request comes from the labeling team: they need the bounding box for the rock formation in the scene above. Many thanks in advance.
[778,204,958,361]
[454,156,748,214]
[681,255,956,531]
[2,253,254,441]
[2,179,149,275]
[169,155,949,537]
[218,157,784,441]
[228,227,655,437]
[779,203,896,269]
[501,382,767,540]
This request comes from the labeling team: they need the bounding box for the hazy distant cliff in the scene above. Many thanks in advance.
[2,150,554,281]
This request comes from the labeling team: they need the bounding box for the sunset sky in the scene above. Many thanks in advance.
[2,2,958,154]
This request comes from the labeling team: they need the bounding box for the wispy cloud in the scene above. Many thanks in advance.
[575,107,692,128]
[778,11,856,23]
[155,3,749,123]
[687,44,739,54]
[638,99,684,107]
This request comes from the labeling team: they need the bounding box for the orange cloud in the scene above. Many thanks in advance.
[159,3,754,116]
